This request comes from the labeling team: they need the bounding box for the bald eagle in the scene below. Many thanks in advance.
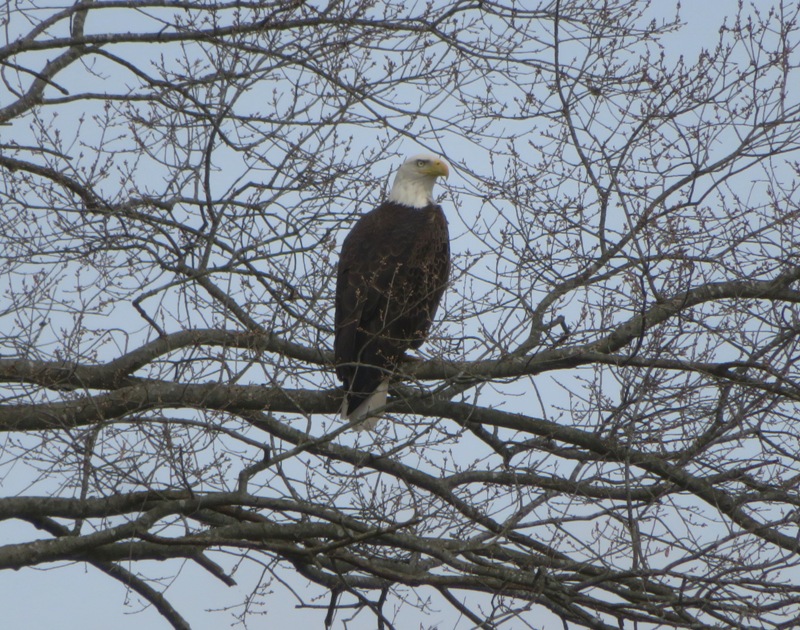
[334,154,451,429]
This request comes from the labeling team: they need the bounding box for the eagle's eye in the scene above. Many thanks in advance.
[416,159,427,167]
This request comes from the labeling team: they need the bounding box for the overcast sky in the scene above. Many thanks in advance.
[0,0,765,628]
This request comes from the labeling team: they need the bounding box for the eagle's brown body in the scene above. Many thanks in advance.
[334,199,450,422]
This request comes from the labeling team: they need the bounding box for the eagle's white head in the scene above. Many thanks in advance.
[387,154,450,208]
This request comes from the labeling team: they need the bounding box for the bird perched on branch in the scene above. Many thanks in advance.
[334,154,451,430]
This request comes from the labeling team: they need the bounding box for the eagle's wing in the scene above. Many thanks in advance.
[334,203,449,418]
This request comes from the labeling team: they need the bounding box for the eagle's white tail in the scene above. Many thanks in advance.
[341,378,388,431]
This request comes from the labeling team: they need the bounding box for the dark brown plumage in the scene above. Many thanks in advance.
[334,155,450,428]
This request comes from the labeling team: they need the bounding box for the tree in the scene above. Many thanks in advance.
[2,0,800,627]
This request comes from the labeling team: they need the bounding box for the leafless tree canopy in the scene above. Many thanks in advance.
[2,1,800,628]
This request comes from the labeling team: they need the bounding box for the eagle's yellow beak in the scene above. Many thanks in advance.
[427,159,450,179]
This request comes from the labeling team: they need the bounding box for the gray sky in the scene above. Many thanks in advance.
[0,0,775,628]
